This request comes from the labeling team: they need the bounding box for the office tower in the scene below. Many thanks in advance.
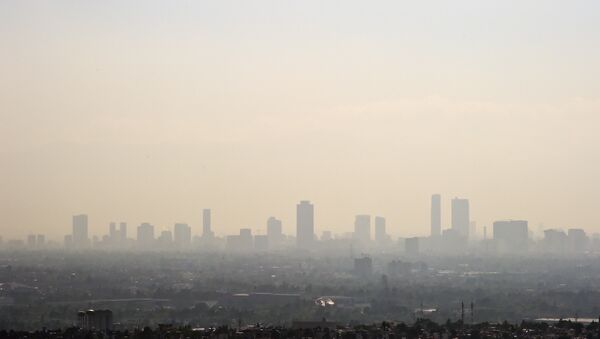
[267,217,283,247]
[451,198,470,239]
[354,215,371,243]
[431,194,441,237]
[109,222,117,242]
[119,222,127,242]
[174,223,192,247]
[567,228,588,253]
[296,200,314,249]
[136,223,155,247]
[405,237,420,255]
[493,220,528,253]
[36,234,45,247]
[72,214,89,248]
[374,216,386,244]
[239,228,253,250]
[202,209,213,237]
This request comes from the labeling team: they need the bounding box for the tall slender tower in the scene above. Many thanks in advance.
[431,194,441,237]
[296,201,314,249]
[202,209,213,237]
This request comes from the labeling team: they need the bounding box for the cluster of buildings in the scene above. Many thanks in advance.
[1,196,596,255]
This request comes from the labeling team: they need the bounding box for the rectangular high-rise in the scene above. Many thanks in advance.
[72,214,89,248]
[174,223,192,247]
[119,222,127,242]
[137,223,155,247]
[451,198,470,239]
[354,215,371,243]
[431,194,441,237]
[202,209,213,237]
[267,217,283,247]
[493,220,528,253]
[296,201,314,249]
[374,216,386,244]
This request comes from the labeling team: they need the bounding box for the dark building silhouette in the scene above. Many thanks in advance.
[451,198,470,239]
[296,201,314,249]
[431,194,441,237]
[77,309,113,331]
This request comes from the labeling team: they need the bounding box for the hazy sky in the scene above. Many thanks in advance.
[1,1,600,240]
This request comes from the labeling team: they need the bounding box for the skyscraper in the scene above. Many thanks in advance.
[174,223,192,247]
[431,194,441,237]
[202,209,213,237]
[451,198,470,239]
[72,214,89,248]
[374,216,387,244]
[296,200,314,249]
[137,223,155,247]
[267,217,283,247]
[354,215,371,243]
[109,222,117,242]
[119,222,127,242]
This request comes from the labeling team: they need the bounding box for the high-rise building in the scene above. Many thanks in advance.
[109,222,117,242]
[72,214,89,248]
[202,209,213,238]
[119,222,127,242]
[451,198,470,239]
[267,217,283,247]
[431,194,441,237]
[296,201,314,249]
[174,223,192,247]
[354,215,371,243]
[374,216,387,244]
[136,223,155,247]
[493,220,528,253]
[568,228,588,253]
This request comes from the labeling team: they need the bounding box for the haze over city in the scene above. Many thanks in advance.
[2,1,600,241]
[4,2,600,337]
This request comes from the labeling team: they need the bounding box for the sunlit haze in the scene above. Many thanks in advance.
[1,1,600,240]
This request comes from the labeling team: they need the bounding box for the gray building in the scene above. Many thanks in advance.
[296,201,314,249]
[374,216,387,244]
[72,214,89,248]
[493,220,528,253]
[431,194,441,237]
[451,198,470,239]
[354,215,371,243]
